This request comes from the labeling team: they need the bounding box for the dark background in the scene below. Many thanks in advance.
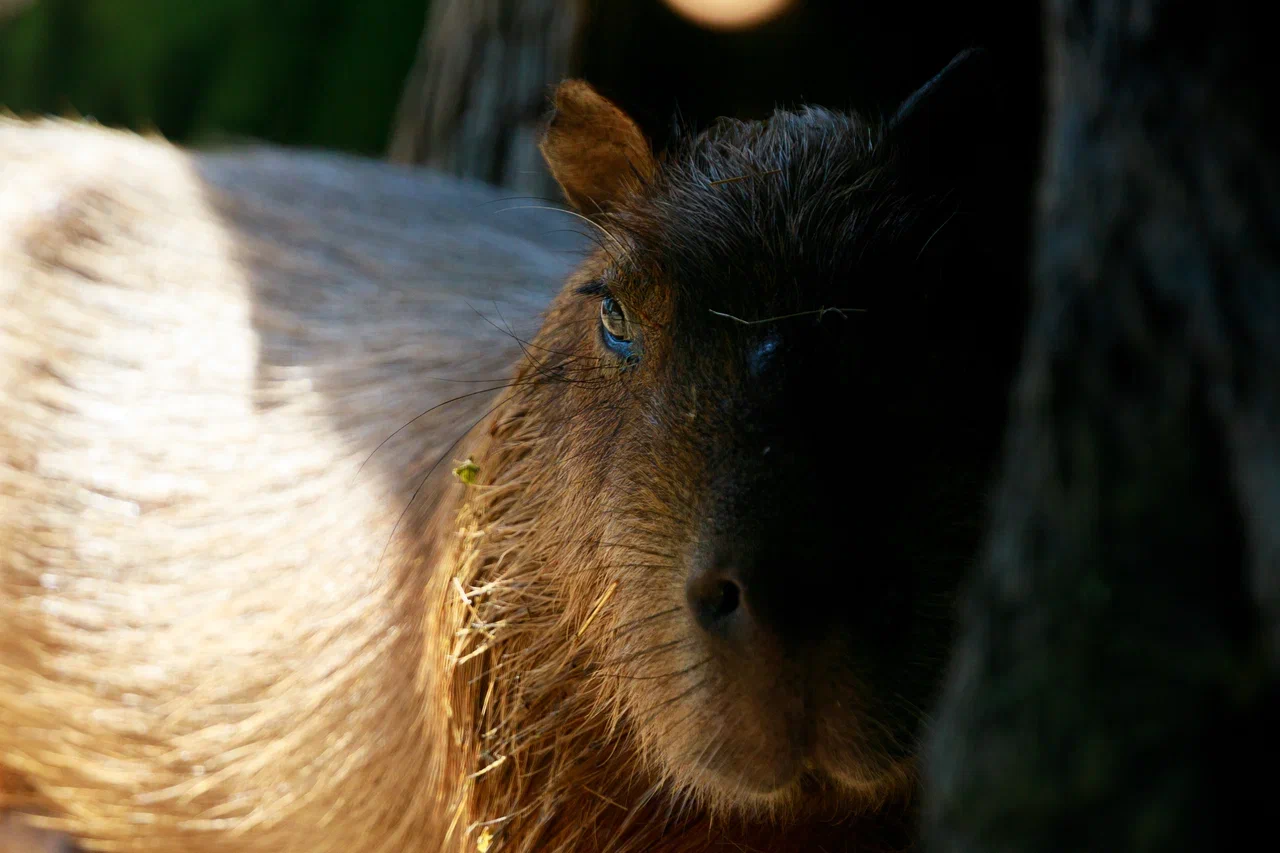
[0,0,1042,162]
[582,1,1042,151]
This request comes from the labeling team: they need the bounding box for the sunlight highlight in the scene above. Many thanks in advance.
[662,0,795,31]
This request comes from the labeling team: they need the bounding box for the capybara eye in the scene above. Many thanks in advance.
[600,296,633,346]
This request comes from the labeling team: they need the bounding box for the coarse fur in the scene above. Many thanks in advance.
[0,117,575,852]
[1,49,1031,853]
[429,53,1029,852]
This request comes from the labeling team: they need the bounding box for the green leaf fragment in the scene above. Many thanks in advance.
[453,458,480,486]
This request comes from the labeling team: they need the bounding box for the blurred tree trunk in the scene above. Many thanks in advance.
[924,0,1279,851]
[0,1,34,21]
[387,0,1041,203]
[388,0,586,199]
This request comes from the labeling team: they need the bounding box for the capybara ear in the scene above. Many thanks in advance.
[540,80,656,214]
[884,47,1004,196]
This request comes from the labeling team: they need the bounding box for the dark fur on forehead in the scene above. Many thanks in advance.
[598,106,947,319]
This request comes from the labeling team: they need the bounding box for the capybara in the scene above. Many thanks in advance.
[1,48,1029,852]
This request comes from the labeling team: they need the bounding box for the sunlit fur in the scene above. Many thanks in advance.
[431,78,1022,851]
[1,59,1018,853]
[0,116,571,853]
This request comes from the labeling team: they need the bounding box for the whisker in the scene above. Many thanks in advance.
[495,204,629,260]
[376,398,508,570]
[353,382,522,480]
[708,306,867,326]
[914,206,961,263]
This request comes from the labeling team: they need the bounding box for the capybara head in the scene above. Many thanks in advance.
[439,48,1026,849]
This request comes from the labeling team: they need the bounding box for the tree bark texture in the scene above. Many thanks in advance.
[924,1,1279,851]
[387,0,1043,202]
[388,0,585,199]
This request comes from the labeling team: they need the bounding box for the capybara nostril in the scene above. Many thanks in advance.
[0,43,1031,853]
[686,570,743,633]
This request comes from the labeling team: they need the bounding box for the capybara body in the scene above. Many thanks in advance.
[0,120,573,852]
[1,50,1029,853]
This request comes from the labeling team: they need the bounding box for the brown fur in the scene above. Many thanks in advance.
[424,80,999,852]
[0,73,988,851]
[538,81,656,214]
[1,810,71,853]
[0,116,571,851]
[427,292,914,853]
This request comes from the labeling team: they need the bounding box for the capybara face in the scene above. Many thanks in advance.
[485,50,1023,816]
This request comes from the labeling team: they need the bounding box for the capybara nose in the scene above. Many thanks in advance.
[685,532,828,648]
[685,566,744,634]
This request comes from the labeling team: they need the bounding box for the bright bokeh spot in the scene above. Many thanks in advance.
[662,0,795,31]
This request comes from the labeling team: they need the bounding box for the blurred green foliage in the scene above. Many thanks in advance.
[0,0,428,155]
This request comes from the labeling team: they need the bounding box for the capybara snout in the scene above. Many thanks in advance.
[1,47,1028,853]
[433,47,1026,830]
